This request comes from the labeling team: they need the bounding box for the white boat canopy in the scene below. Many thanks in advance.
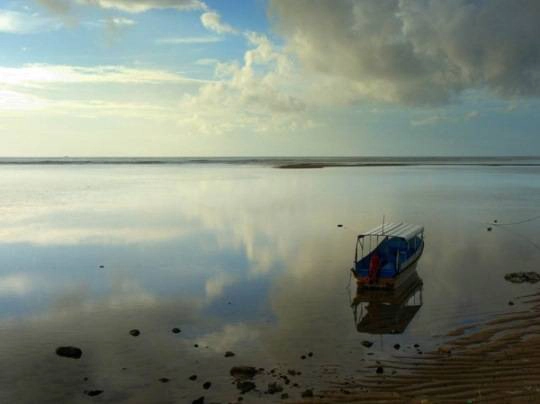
[359,222,423,241]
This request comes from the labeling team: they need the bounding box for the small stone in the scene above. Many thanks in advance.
[509,301,515,306]
[194,344,199,348]
[376,366,384,374]
[192,397,204,404]
[287,369,297,376]
[413,344,420,348]
[159,378,170,383]
[189,375,197,381]
[230,366,257,380]
[393,344,400,350]
[56,346,82,359]
[361,340,374,348]
[301,389,313,398]
[266,382,283,394]
[337,224,343,227]
[129,329,140,337]
[203,381,211,390]
[84,390,103,397]
[172,327,181,334]
[301,355,306,360]
[281,393,289,399]
[99,265,104,268]
[487,227,492,231]
[308,352,313,357]
[83,377,88,381]
[225,351,235,357]
[237,381,256,394]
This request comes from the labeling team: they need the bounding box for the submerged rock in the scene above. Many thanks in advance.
[56,346,82,359]
[504,272,540,284]
[159,378,170,383]
[192,397,204,404]
[301,389,314,398]
[230,366,257,380]
[172,327,181,334]
[281,392,289,399]
[376,366,384,374]
[266,382,283,394]
[129,329,140,337]
[203,381,211,390]
[224,351,235,358]
[189,375,197,381]
[393,344,400,350]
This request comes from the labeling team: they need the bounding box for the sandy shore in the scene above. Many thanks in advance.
[303,291,540,403]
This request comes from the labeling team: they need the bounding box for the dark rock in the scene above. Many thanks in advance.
[376,366,384,374]
[224,351,235,358]
[172,327,181,334]
[281,393,289,399]
[159,378,170,383]
[509,301,515,306]
[84,390,103,397]
[337,224,343,227]
[99,265,104,268]
[129,329,140,337]
[361,340,373,348]
[203,381,211,390]
[505,272,540,284]
[493,219,498,223]
[238,397,243,402]
[56,346,82,359]
[192,397,204,404]
[308,352,313,357]
[237,381,256,394]
[189,375,197,381]
[83,377,88,381]
[300,355,306,360]
[487,227,492,231]
[230,366,257,380]
[194,344,199,348]
[266,382,283,394]
[393,344,400,350]
[413,344,420,348]
[293,383,299,388]
[301,389,313,398]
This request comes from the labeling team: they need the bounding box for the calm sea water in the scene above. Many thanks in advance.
[0,163,539,402]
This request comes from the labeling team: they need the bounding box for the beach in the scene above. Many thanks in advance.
[0,160,539,403]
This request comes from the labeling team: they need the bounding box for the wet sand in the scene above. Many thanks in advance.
[310,291,540,403]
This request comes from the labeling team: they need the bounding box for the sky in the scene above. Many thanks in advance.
[0,0,539,157]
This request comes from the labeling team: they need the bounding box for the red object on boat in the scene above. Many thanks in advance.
[368,254,381,283]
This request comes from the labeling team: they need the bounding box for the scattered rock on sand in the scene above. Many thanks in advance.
[159,378,170,383]
[393,344,400,350]
[376,366,384,374]
[281,393,289,399]
[56,346,82,359]
[308,351,313,357]
[203,381,211,390]
[230,366,257,380]
[504,272,540,284]
[225,351,235,357]
[129,329,140,337]
[237,381,256,394]
[84,390,103,397]
[509,301,515,306]
[301,389,314,398]
[192,397,204,404]
[287,369,298,376]
[172,327,181,334]
[189,375,197,381]
[487,227,492,231]
[362,340,373,348]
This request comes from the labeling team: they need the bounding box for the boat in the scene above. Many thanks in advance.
[351,222,424,289]
[351,270,423,334]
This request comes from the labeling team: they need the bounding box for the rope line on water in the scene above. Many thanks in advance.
[489,214,540,226]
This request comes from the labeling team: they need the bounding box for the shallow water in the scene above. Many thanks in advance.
[0,164,539,402]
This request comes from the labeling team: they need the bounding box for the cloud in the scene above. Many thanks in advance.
[77,0,205,13]
[0,64,204,85]
[269,0,540,106]
[105,17,135,27]
[156,36,222,44]
[200,11,237,34]
[0,9,58,34]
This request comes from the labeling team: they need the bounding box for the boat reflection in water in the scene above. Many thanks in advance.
[352,266,423,335]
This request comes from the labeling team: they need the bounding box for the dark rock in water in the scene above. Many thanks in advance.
[393,344,400,350]
[194,344,199,348]
[308,351,313,357]
[337,224,343,227]
[487,227,492,231]
[237,381,256,394]
[159,378,170,383]
[192,397,204,404]
[56,346,82,359]
[301,389,314,398]
[189,375,197,381]
[224,351,235,357]
[99,265,104,269]
[509,301,515,306]
[413,344,420,348]
[293,383,299,388]
[361,340,373,348]
[84,390,103,397]
[266,382,283,394]
[230,366,257,380]
[172,327,181,334]
[203,381,211,390]
[287,369,298,376]
[505,272,540,284]
[83,377,88,381]
[493,219,498,223]
[281,392,289,399]
[376,366,384,374]
[129,329,140,337]
[300,355,306,360]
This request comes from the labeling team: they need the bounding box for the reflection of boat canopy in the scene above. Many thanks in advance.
[352,272,423,334]
[353,223,425,289]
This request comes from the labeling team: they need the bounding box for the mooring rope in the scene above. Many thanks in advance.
[489,215,540,226]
